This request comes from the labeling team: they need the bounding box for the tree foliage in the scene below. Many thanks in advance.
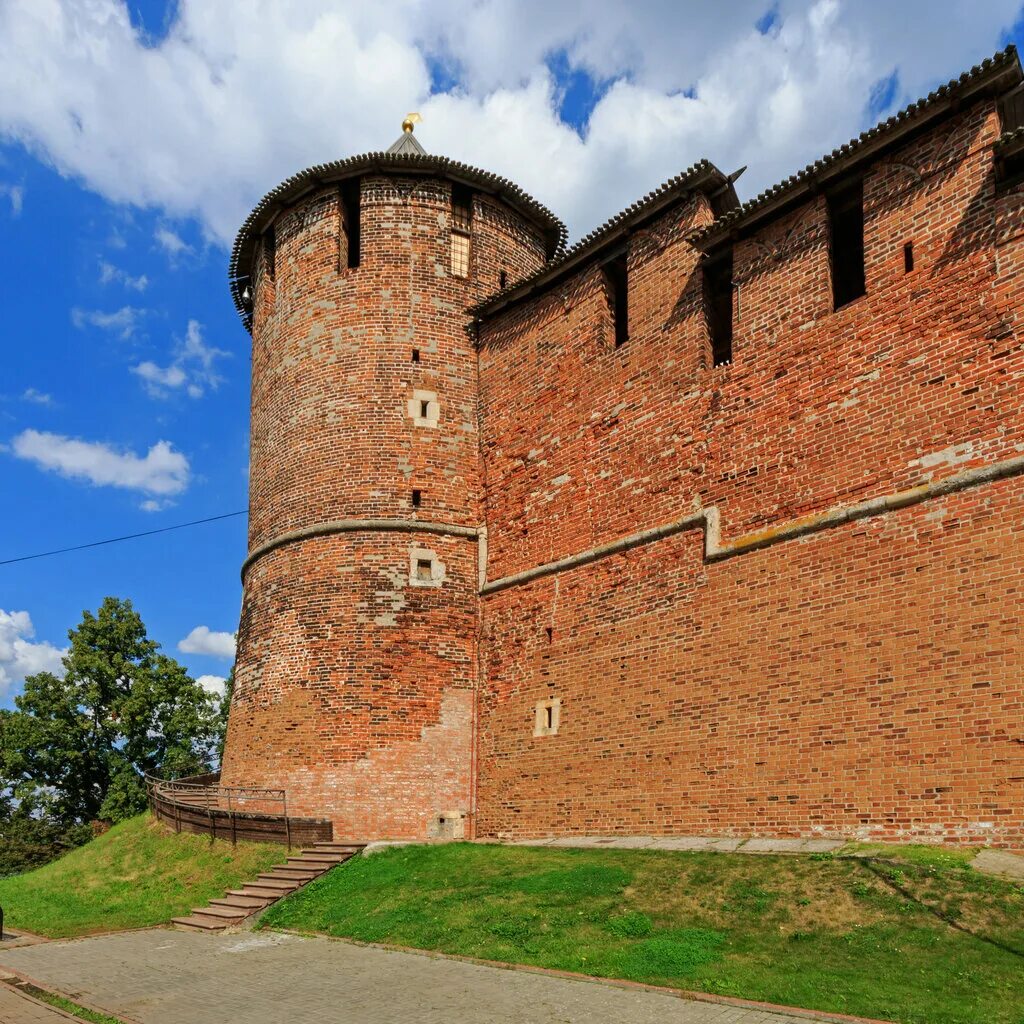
[0,597,222,828]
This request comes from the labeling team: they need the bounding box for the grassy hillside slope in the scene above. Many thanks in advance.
[0,814,283,937]
[261,842,1024,1024]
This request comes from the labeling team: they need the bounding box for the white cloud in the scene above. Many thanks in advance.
[0,183,24,216]
[178,626,236,659]
[99,259,148,291]
[154,226,192,259]
[11,429,190,497]
[0,610,67,695]
[21,388,53,405]
[0,1,1018,248]
[133,360,188,391]
[132,320,229,399]
[139,498,173,513]
[71,305,145,340]
[195,674,227,697]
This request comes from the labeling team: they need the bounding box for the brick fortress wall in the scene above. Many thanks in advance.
[474,99,1024,847]
[220,172,546,840]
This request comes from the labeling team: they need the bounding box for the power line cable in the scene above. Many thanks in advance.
[0,510,247,567]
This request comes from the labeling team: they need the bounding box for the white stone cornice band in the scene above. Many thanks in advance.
[239,454,1024,593]
[241,518,480,580]
[480,452,1024,595]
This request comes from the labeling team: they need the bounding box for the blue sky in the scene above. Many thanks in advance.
[0,0,1021,703]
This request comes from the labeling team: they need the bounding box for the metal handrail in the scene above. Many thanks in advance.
[143,771,307,848]
[144,772,285,804]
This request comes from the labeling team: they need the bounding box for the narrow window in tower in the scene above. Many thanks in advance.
[451,184,473,278]
[416,558,432,581]
[340,179,361,269]
[828,179,866,309]
[411,348,420,363]
[545,626,553,643]
[499,270,508,289]
[903,241,914,273]
[704,251,733,367]
[411,489,422,508]
[263,226,276,282]
[420,399,430,419]
[605,254,629,348]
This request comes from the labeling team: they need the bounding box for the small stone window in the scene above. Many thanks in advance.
[534,697,561,737]
[903,241,914,274]
[408,389,439,428]
[411,489,422,508]
[411,348,420,363]
[409,546,445,588]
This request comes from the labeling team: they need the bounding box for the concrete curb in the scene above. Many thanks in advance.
[0,968,140,1024]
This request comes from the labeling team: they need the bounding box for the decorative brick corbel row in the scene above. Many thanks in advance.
[480,452,1024,596]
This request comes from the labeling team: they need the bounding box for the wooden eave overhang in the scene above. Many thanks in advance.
[228,152,568,331]
[692,45,1022,255]
[468,159,738,324]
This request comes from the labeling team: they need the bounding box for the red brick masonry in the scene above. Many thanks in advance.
[224,51,1024,847]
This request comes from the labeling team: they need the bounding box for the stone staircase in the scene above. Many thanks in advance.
[171,842,364,932]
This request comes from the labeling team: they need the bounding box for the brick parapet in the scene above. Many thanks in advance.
[474,95,1024,846]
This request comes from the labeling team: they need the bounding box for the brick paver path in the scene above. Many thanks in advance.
[0,982,80,1023]
[0,928,849,1024]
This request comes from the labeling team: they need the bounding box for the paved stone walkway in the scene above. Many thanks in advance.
[0,928,854,1024]
[497,835,1024,880]
[503,835,844,854]
[972,848,1024,880]
[0,980,80,1023]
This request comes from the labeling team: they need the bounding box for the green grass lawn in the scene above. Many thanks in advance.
[261,843,1024,1024]
[0,814,283,937]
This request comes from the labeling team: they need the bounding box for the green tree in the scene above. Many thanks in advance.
[0,597,221,826]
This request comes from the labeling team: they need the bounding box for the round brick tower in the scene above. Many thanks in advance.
[220,123,564,840]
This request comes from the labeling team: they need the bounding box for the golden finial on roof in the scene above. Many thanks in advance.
[402,112,422,133]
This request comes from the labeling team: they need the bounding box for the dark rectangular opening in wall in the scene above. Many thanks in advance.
[452,184,473,230]
[999,83,1024,135]
[451,184,473,278]
[340,179,361,269]
[545,626,553,643]
[420,399,430,418]
[411,348,420,363]
[411,489,422,508]
[416,558,432,581]
[704,251,733,367]
[903,241,914,273]
[605,254,628,348]
[997,85,1024,187]
[263,227,276,282]
[828,179,865,309]
[499,270,508,289]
